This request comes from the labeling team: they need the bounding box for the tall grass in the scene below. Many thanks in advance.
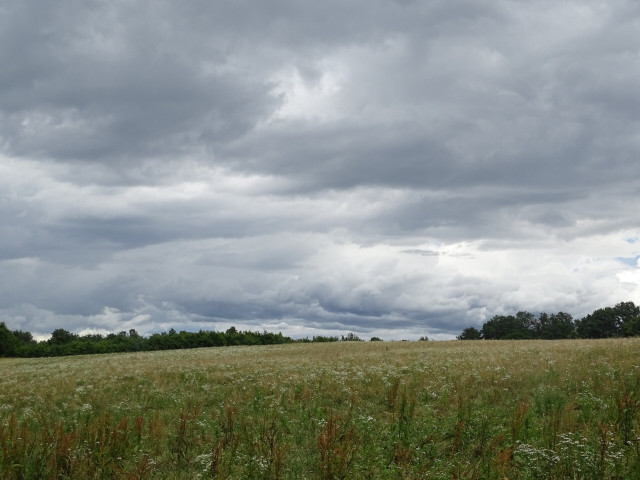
[1,339,639,478]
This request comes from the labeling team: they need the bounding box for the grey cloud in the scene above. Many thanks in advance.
[402,249,440,257]
[1,0,639,340]
[0,1,279,163]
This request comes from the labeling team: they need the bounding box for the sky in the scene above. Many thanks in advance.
[1,0,639,341]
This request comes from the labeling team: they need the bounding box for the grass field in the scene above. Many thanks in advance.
[1,339,639,479]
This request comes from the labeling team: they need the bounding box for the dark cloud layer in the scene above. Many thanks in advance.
[1,0,639,340]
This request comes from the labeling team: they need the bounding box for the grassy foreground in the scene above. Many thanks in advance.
[1,339,639,479]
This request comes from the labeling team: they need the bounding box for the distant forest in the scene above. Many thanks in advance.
[0,325,368,358]
[458,301,640,340]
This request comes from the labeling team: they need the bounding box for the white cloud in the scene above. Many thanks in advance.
[270,62,345,122]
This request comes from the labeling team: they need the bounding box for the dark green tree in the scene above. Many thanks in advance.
[0,322,18,357]
[535,312,575,339]
[614,301,640,336]
[341,332,363,341]
[312,335,339,342]
[48,328,78,345]
[576,307,619,338]
[225,327,240,345]
[11,329,34,344]
[457,327,482,340]
[481,312,535,339]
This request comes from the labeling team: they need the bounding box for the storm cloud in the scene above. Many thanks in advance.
[1,0,639,340]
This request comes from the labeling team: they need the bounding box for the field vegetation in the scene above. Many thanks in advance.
[1,339,640,479]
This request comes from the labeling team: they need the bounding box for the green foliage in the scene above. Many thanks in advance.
[310,335,340,343]
[457,327,482,340]
[461,301,639,341]
[482,312,535,340]
[48,328,78,345]
[576,307,619,338]
[341,332,363,342]
[574,301,640,339]
[622,315,640,337]
[0,322,18,357]
[3,327,294,358]
[10,329,34,344]
[536,312,576,339]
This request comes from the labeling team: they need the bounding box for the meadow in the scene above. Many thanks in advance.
[1,339,639,479]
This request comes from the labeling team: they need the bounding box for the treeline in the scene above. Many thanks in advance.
[0,325,298,358]
[0,324,381,358]
[458,301,640,340]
